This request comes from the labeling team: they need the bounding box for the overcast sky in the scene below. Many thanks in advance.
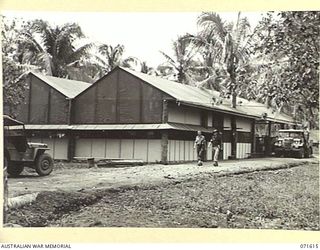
[3,11,266,67]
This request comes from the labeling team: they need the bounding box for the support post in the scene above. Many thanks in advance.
[265,121,272,156]
[162,99,168,123]
[67,133,75,162]
[230,116,237,159]
[251,119,256,154]
[161,131,169,164]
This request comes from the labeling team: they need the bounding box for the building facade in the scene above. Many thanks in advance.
[17,68,295,163]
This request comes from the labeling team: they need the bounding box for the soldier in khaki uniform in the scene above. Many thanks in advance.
[194,131,206,166]
[208,129,222,166]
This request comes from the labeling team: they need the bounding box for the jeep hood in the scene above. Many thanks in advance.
[27,142,48,148]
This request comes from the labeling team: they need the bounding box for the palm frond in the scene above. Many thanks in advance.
[68,43,93,63]
[197,12,227,41]
[159,51,177,68]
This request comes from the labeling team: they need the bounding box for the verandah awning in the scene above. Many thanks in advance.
[17,123,214,133]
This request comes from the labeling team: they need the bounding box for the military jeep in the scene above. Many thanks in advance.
[273,129,313,158]
[3,115,54,177]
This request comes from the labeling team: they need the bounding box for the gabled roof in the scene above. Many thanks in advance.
[119,67,295,124]
[30,72,91,99]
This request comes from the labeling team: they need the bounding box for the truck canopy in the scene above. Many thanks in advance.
[3,115,24,126]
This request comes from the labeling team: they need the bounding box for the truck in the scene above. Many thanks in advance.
[273,129,313,158]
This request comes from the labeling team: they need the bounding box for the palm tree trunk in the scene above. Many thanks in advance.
[230,68,237,109]
[231,81,237,108]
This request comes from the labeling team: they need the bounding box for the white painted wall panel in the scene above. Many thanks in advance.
[106,139,120,158]
[134,139,148,162]
[223,142,232,160]
[168,140,173,162]
[185,141,191,161]
[91,139,106,158]
[236,143,240,159]
[53,138,68,160]
[193,142,197,160]
[120,139,134,159]
[236,143,251,159]
[179,140,185,161]
[147,139,161,163]
[75,138,92,157]
[174,140,179,161]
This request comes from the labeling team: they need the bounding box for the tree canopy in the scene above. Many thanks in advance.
[2,12,319,128]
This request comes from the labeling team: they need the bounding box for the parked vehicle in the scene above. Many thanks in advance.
[273,129,313,158]
[3,115,54,177]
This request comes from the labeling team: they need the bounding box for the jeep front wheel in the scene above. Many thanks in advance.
[297,148,304,159]
[304,147,312,158]
[35,153,53,176]
[7,163,24,177]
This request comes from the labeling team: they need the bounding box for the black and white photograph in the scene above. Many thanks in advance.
[2,10,319,230]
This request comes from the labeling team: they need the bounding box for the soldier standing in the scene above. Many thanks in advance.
[194,131,206,166]
[208,129,222,166]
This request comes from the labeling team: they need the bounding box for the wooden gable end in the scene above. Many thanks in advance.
[18,74,69,124]
[73,68,169,124]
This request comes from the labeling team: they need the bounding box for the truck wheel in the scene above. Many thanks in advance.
[297,149,304,159]
[7,162,24,177]
[275,152,282,157]
[309,147,313,157]
[35,153,53,176]
[305,147,312,158]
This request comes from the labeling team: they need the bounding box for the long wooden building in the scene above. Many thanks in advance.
[17,67,295,163]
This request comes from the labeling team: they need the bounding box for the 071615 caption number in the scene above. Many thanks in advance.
[300,244,319,249]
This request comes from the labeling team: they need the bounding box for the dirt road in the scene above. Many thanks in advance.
[7,157,317,198]
[7,161,319,229]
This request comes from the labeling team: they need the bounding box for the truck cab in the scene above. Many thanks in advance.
[273,129,313,158]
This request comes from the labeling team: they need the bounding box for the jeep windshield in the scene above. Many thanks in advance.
[278,132,304,139]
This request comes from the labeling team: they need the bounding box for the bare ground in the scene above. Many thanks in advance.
[6,161,319,230]
[7,157,317,198]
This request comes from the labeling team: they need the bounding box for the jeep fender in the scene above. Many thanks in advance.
[34,149,47,161]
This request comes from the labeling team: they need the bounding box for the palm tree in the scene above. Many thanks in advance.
[19,20,93,79]
[140,61,156,74]
[190,12,253,108]
[96,44,126,73]
[123,58,157,75]
[159,35,199,85]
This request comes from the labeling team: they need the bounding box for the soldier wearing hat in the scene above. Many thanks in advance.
[208,128,222,166]
[194,130,206,166]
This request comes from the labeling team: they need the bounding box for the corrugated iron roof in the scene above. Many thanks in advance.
[120,67,294,124]
[71,124,171,130]
[31,72,91,99]
[23,124,71,130]
[18,123,214,133]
